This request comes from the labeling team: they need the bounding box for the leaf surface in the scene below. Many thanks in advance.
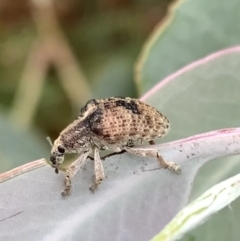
[1,128,240,241]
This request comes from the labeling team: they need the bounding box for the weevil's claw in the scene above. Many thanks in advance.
[61,176,71,197]
[61,188,71,197]
[89,174,103,193]
[89,183,98,193]
[165,162,181,174]
[50,163,59,174]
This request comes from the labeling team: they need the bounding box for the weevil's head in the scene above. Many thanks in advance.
[47,137,66,174]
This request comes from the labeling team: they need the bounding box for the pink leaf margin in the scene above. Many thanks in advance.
[140,46,240,101]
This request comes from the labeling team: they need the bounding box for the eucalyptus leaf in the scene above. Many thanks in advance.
[92,55,137,99]
[135,0,240,94]
[151,171,240,241]
[1,128,239,241]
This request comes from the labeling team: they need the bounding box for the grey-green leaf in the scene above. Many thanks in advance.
[135,0,240,94]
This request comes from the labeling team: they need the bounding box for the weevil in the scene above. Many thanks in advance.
[47,97,181,196]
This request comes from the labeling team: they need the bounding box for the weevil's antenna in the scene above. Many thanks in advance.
[46,136,53,147]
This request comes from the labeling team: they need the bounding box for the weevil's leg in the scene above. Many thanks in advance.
[90,147,105,192]
[149,140,155,145]
[61,150,90,197]
[145,144,180,171]
[124,147,181,173]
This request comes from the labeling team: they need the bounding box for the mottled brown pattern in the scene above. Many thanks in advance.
[86,97,170,146]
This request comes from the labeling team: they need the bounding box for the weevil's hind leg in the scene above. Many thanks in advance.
[90,147,105,193]
[61,150,90,197]
[124,147,181,173]
[157,155,181,173]
[149,140,177,170]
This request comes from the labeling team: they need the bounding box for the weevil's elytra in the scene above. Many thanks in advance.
[48,97,181,197]
[84,97,170,145]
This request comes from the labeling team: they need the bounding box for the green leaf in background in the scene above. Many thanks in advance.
[141,46,240,241]
[91,54,137,99]
[0,113,49,172]
[135,0,240,94]
[151,172,240,241]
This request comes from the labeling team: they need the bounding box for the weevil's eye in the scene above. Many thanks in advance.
[57,145,65,154]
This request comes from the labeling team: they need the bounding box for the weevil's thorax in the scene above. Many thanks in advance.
[57,100,101,153]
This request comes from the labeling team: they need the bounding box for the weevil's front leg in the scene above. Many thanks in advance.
[90,147,105,192]
[124,147,181,173]
[61,150,90,197]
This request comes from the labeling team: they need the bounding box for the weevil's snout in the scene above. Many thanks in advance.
[50,155,57,165]
[50,145,66,174]
[50,155,58,174]
[50,154,64,174]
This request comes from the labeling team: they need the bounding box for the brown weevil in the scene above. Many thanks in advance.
[47,97,181,196]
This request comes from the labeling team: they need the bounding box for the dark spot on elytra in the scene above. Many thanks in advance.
[115,100,141,115]
[115,100,126,107]
[89,108,102,124]
[91,127,103,136]
[130,101,141,114]
[104,102,111,109]
[86,108,103,136]
[103,133,111,138]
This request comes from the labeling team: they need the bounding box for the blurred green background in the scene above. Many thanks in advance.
[0,0,172,172]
